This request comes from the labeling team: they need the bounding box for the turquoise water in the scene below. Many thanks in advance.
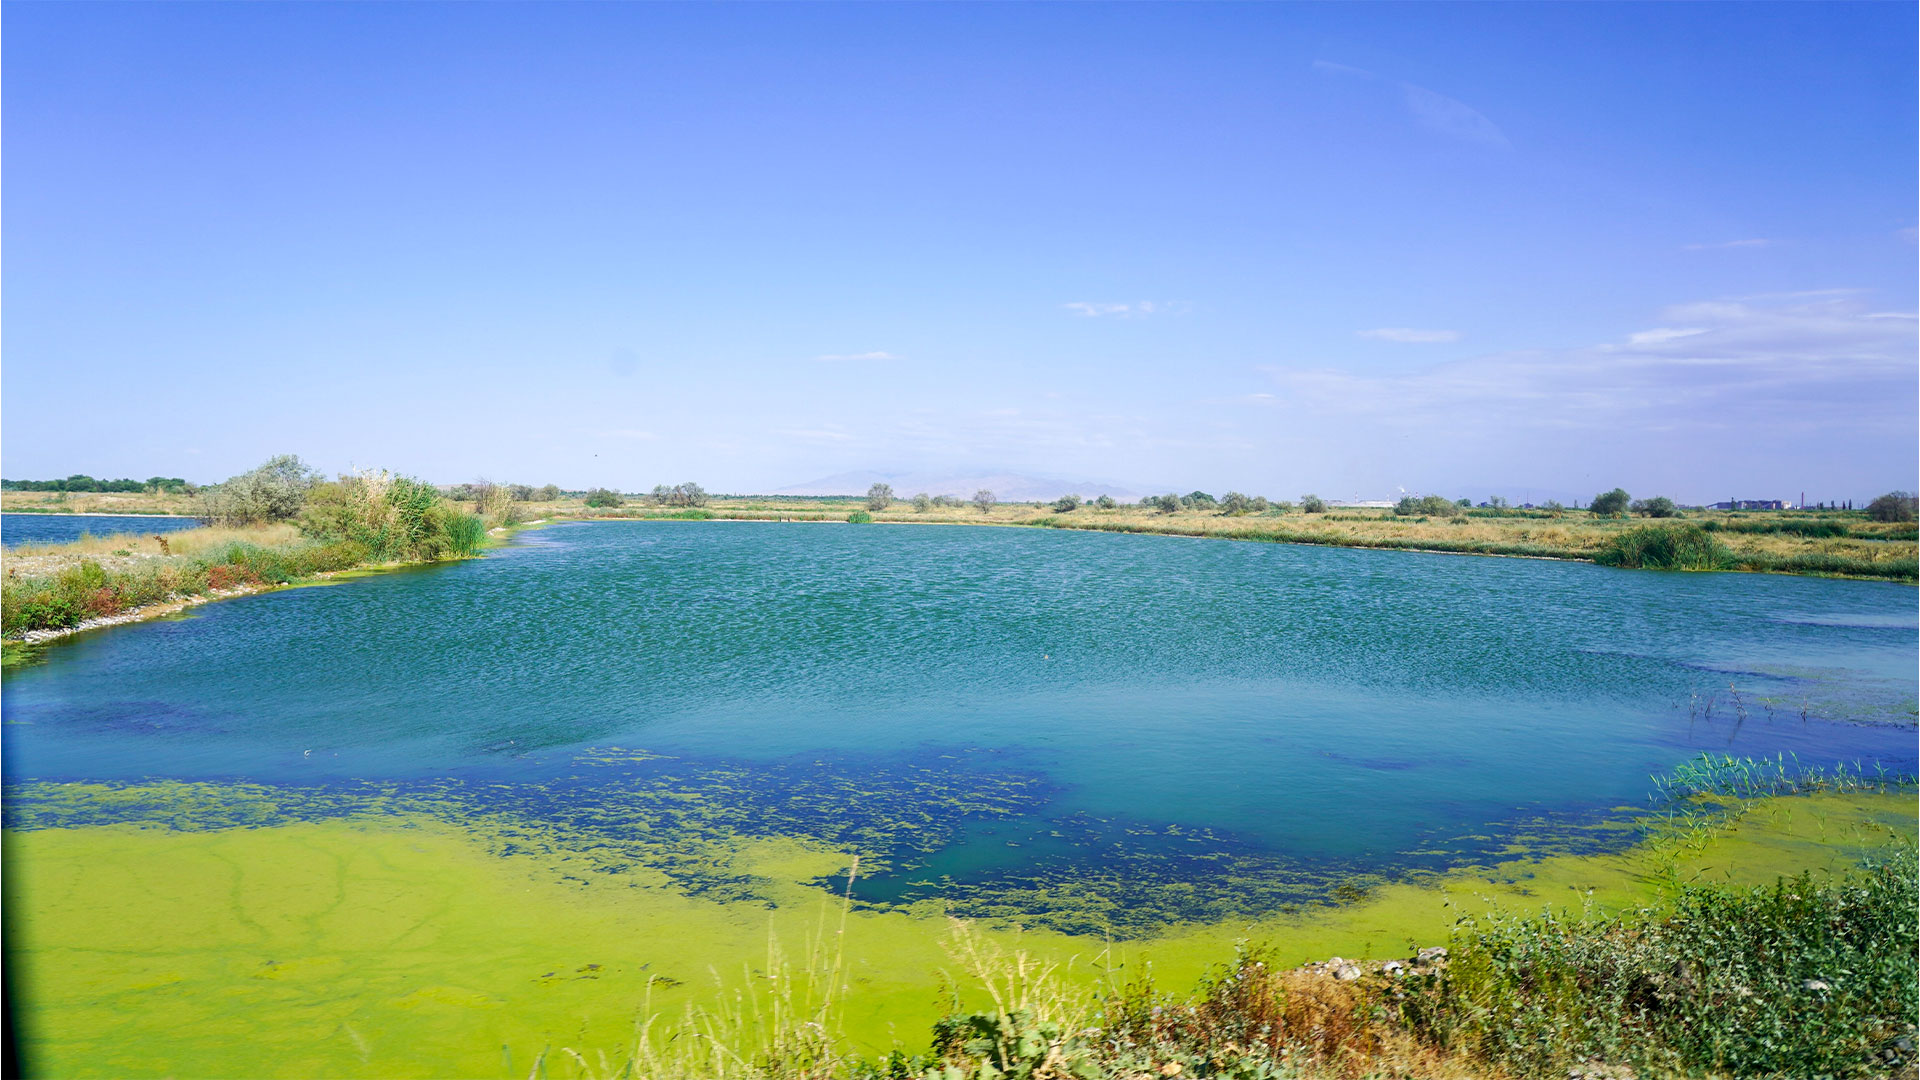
[5,521,1915,930]
[1,513,201,548]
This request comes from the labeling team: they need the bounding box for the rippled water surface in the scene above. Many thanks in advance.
[2,513,202,547]
[5,521,1915,926]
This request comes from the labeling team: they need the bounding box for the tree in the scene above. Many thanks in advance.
[1590,488,1632,516]
[1182,490,1217,509]
[1219,491,1252,515]
[1866,491,1918,523]
[867,483,894,512]
[1249,496,1270,513]
[1487,496,1510,510]
[1094,494,1116,510]
[508,484,536,501]
[1146,493,1181,514]
[1300,494,1327,514]
[649,482,709,508]
[972,489,996,513]
[1542,499,1566,513]
[200,454,318,524]
[912,492,932,512]
[1395,494,1462,518]
[1631,496,1678,518]
[1272,499,1295,513]
[584,488,624,508]
[534,484,562,501]
[1052,494,1082,513]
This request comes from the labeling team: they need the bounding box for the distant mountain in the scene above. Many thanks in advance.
[772,470,1150,503]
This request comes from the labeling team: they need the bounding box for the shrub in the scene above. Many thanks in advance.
[847,510,873,524]
[1218,491,1252,515]
[1590,488,1631,516]
[1866,491,1917,523]
[1632,495,1678,518]
[1300,494,1326,514]
[866,483,894,511]
[1051,494,1081,513]
[1182,490,1216,509]
[1396,494,1462,518]
[1094,494,1116,510]
[912,493,932,512]
[1594,523,1735,570]
[583,488,625,508]
[199,454,318,525]
[647,482,708,508]
[972,489,996,513]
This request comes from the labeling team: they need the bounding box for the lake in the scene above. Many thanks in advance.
[3,521,1915,1074]
[2,512,203,548]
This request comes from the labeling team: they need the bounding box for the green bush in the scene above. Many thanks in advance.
[583,487,625,508]
[1419,846,1916,1077]
[847,511,874,524]
[1589,488,1631,516]
[1631,495,1678,518]
[1866,491,1917,523]
[1395,494,1463,518]
[199,454,319,524]
[1594,523,1735,570]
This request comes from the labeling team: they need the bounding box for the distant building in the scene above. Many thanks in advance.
[1707,500,1786,511]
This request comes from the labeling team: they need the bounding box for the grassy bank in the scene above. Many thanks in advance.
[2,466,491,649]
[9,490,1914,582]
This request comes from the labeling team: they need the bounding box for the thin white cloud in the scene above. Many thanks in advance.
[1270,296,1917,434]
[1063,301,1190,318]
[1358,328,1462,343]
[1683,238,1773,251]
[1313,60,1509,149]
[596,428,660,441]
[816,351,901,362]
[1625,327,1707,346]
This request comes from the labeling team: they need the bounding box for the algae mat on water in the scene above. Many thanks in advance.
[5,785,1912,1079]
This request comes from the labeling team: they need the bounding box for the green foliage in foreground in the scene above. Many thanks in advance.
[847,511,874,524]
[1414,845,1917,1077]
[0,541,372,637]
[541,842,1915,1080]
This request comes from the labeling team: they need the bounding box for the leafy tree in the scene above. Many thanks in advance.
[200,454,318,524]
[912,492,932,512]
[1219,491,1252,515]
[1272,499,1296,513]
[1094,494,1116,510]
[508,484,536,501]
[534,484,562,501]
[866,483,894,511]
[1299,494,1327,514]
[583,488,624,508]
[1182,490,1217,509]
[1631,495,1678,518]
[1866,491,1918,523]
[649,482,709,508]
[1051,494,1082,513]
[1590,488,1632,516]
[1542,499,1566,513]
[1395,494,1463,518]
[1146,493,1181,514]
[972,489,996,513]
[1487,496,1510,509]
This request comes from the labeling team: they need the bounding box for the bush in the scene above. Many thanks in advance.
[972,489,995,513]
[1181,490,1216,510]
[847,510,873,524]
[1590,488,1631,516]
[1594,523,1735,570]
[1300,494,1326,514]
[866,483,894,511]
[583,488,625,508]
[647,482,708,508]
[1866,491,1917,523]
[1094,494,1116,510]
[1396,494,1462,518]
[1631,495,1678,518]
[1051,494,1081,513]
[199,454,318,524]
[1145,493,1181,514]
[1218,491,1252,515]
[912,493,932,512]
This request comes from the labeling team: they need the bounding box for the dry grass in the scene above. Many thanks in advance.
[3,523,302,578]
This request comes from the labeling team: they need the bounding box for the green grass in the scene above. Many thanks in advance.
[1593,523,1736,570]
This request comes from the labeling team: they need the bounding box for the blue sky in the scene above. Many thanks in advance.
[4,2,1914,502]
